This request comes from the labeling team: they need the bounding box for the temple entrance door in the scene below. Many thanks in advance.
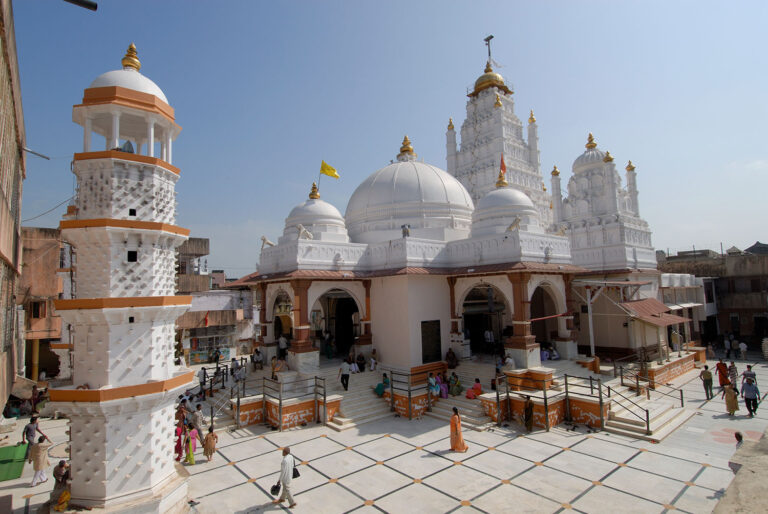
[530,286,558,344]
[461,285,506,355]
[272,292,293,339]
[316,289,360,360]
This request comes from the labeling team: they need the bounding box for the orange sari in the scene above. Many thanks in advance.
[450,414,468,452]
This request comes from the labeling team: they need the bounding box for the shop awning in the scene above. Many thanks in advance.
[635,313,691,328]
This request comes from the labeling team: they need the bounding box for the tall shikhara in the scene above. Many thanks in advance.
[50,44,192,511]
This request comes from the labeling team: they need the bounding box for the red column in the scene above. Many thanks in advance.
[506,273,537,350]
[357,280,372,345]
[258,282,267,345]
[290,279,314,353]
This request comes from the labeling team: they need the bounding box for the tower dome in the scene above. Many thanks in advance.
[345,137,474,244]
[472,171,540,237]
[469,61,512,97]
[572,133,607,173]
[280,183,349,243]
[88,43,168,103]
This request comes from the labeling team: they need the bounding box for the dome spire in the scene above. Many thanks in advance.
[121,43,141,72]
[397,135,417,161]
[447,118,454,130]
[495,168,508,188]
[494,94,502,108]
[585,132,597,149]
[529,110,536,123]
[309,182,320,199]
[626,160,636,172]
[603,151,614,163]
[551,165,560,176]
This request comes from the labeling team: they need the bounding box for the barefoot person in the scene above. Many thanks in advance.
[272,447,297,508]
[450,407,468,453]
[28,436,51,487]
[203,426,218,463]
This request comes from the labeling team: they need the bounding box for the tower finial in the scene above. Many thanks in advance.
[551,165,560,176]
[121,43,141,71]
[495,168,508,188]
[309,182,320,199]
[626,160,636,172]
[494,94,502,108]
[529,110,536,123]
[397,135,417,161]
[603,151,614,162]
[447,118,454,130]
[585,132,597,149]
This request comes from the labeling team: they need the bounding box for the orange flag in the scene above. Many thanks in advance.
[500,153,507,175]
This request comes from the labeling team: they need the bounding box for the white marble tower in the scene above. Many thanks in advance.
[50,45,192,512]
[446,61,552,228]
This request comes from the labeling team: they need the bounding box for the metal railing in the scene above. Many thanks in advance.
[562,374,606,429]
[261,376,327,432]
[381,368,432,420]
[605,383,651,435]
[619,366,685,408]
[493,375,560,432]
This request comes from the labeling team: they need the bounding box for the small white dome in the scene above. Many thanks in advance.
[90,69,168,104]
[345,140,474,244]
[572,147,606,172]
[472,186,540,237]
[281,189,349,244]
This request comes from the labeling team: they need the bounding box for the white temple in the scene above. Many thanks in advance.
[49,45,192,511]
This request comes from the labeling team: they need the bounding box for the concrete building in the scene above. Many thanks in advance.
[17,227,74,380]
[0,0,26,417]
[47,44,191,511]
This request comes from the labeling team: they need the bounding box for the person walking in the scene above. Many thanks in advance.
[450,407,468,452]
[278,334,288,359]
[28,436,50,487]
[728,362,739,394]
[741,378,760,418]
[524,396,535,432]
[741,365,757,387]
[699,366,714,400]
[722,384,739,416]
[715,359,730,390]
[723,337,731,359]
[338,358,351,391]
[272,447,297,508]
[738,341,748,360]
[21,417,50,460]
[203,426,218,463]
[191,404,207,445]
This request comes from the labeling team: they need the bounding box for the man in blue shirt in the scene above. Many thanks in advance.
[741,378,760,417]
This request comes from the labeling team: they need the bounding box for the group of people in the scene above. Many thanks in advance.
[721,332,749,360]
[701,360,761,417]
[174,397,218,464]
[338,349,379,391]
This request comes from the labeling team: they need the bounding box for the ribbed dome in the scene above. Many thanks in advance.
[345,142,474,244]
[572,133,606,173]
[472,186,540,237]
[282,186,348,243]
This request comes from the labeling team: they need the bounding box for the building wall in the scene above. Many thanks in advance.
[370,276,410,368]
[0,0,26,411]
[406,275,451,367]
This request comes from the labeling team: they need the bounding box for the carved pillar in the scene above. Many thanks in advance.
[290,279,314,352]
[258,282,267,345]
[356,280,372,345]
[448,277,460,333]
[506,273,536,349]
[563,274,579,340]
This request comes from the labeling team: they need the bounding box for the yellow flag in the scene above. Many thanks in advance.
[320,160,340,179]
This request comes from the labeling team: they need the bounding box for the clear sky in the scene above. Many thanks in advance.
[14,0,768,276]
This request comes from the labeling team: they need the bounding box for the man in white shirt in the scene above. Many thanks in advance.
[278,334,288,359]
[272,447,297,508]
[338,359,351,391]
[723,338,731,359]
[738,341,748,360]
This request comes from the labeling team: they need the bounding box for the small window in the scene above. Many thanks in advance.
[127,251,138,262]
[30,301,46,319]
[129,208,136,216]
[128,316,135,323]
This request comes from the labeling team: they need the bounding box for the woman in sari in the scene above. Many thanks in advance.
[428,373,440,397]
[722,384,739,416]
[184,423,197,465]
[465,378,482,399]
[175,423,185,462]
[374,373,390,397]
[715,359,730,389]
[449,407,468,452]
[438,373,449,398]
[203,426,218,462]
[449,373,463,396]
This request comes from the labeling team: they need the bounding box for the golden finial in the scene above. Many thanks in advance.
[542,182,547,192]
[400,135,414,154]
[447,118,454,130]
[626,160,636,172]
[309,182,320,199]
[484,61,493,73]
[585,133,597,149]
[603,151,614,163]
[494,94,502,108]
[495,168,508,188]
[529,110,536,123]
[551,165,560,176]
[121,43,141,71]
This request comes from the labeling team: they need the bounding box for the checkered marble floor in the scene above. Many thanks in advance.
[9,359,767,513]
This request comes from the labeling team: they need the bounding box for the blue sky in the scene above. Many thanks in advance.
[14,1,768,276]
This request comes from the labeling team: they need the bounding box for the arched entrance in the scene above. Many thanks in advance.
[316,289,360,358]
[530,286,558,344]
[461,285,507,355]
[273,291,293,339]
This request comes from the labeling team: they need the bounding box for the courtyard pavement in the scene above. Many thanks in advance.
[6,356,768,513]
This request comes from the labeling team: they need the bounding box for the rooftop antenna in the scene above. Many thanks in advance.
[484,34,494,61]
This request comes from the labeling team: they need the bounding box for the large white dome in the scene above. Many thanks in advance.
[345,137,474,244]
[90,69,168,104]
[472,185,541,237]
[572,133,606,173]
